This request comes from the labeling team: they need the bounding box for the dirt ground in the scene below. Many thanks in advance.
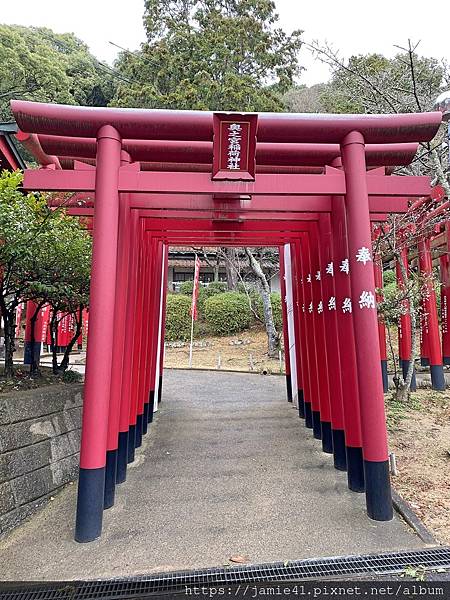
[386,390,450,545]
[164,328,284,374]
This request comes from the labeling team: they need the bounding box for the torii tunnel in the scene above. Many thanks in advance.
[11,100,441,543]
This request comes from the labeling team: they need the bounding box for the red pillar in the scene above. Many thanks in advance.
[299,235,322,436]
[331,195,365,492]
[310,225,333,453]
[150,241,165,414]
[283,243,300,413]
[134,234,153,447]
[290,240,304,415]
[418,237,445,390]
[279,245,292,402]
[75,125,122,542]
[295,239,313,427]
[23,301,43,366]
[319,213,346,469]
[341,131,392,520]
[117,210,139,481]
[140,236,159,428]
[157,244,169,406]
[127,221,146,459]
[103,167,131,507]
[440,251,450,365]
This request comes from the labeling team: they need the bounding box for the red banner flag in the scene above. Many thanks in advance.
[190,255,201,321]
[40,304,51,343]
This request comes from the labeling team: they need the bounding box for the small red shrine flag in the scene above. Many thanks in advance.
[190,255,201,321]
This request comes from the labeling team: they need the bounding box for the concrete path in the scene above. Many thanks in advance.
[0,370,424,580]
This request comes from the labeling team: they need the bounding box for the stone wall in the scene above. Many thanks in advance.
[0,383,83,535]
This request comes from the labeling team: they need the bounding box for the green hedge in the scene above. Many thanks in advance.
[179,280,195,295]
[179,280,228,314]
[203,281,227,298]
[204,292,252,335]
[165,294,192,341]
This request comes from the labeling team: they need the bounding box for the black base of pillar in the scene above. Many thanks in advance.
[421,357,430,367]
[298,389,305,418]
[332,429,347,471]
[444,356,450,366]
[346,446,365,492]
[431,364,446,390]
[127,425,136,463]
[312,411,322,439]
[142,402,149,435]
[158,375,163,404]
[364,459,393,521]
[401,360,417,391]
[321,421,333,454]
[148,391,155,423]
[285,373,292,402]
[304,402,313,429]
[381,359,388,393]
[104,449,117,509]
[116,431,128,484]
[135,414,143,448]
[75,467,105,543]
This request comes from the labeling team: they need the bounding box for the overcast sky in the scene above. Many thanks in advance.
[2,0,448,86]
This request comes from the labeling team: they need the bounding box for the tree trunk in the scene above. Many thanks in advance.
[214,257,220,282]
[245,248,279,358]
[50,311,59,375]
[58,308,83,372]
[225,248,238,290]
[29,301,45,376]
[2,307,16,378]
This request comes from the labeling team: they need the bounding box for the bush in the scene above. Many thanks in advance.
[204,292,252,335]
[165,294,192,341]
[179,280,195,295]
[203,281,227,298]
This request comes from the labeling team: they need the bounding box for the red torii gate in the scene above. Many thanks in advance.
[11,100,441,543]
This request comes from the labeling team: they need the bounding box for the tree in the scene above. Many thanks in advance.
[112,0,303,111]
[0,25,115,120]
[0,172,92,377]
[245,247,279,357]
[28,211,92,374]
[0,171,49,376]
[306,41,449,193]
[283,83,327,113]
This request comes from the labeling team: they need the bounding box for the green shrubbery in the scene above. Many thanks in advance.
[165,294,193,341]
[203,281,227,298]
[166,285,281,341]
[204,292,252,335]
[179,280,228,312]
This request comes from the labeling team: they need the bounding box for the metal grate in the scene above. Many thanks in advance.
[1,546,450,599]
